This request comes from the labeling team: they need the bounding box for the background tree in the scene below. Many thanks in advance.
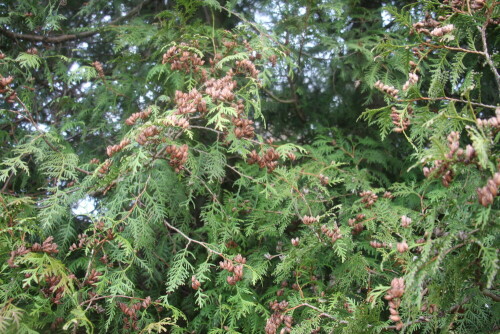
[0,0,498,333]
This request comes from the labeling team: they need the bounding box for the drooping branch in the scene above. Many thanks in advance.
[421,42,485,56]
[12,95,92,175]
[164,220,228,260]
[261,87,297,104]
[479,3,500,94]
[482,289,500,302]
[0,0,152,44]
[400,96,498,110]
[284,303,348,323]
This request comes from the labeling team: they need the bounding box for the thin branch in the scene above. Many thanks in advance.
[189,125,223,134]
[286,60,306,122]
[219,6,285,49]
[285,303,348,323]
[185,169,226,213]
[482,289,500,302]
[226,164,312,215]
[164,220,228,259]
[421,42,485,56]
[75,167,92,175]
[264,253,284,260]
[80,294,149,307]
[118,175,151,223]
[382,316,430,330]
[479,5,500,94]
[80,186,155,288]
[1,171,15,193]
[13,96,92,175]
[0,0,152,44]
[296,1,312,70]
[400,96,498,110]
[417,239,471,272]
[382,296,474,331]
[261,87,297,104]
[82,248,96,291]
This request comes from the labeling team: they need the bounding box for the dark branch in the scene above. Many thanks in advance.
[0,0,152,44]
[261,87,297,104]
[482,290,500,302]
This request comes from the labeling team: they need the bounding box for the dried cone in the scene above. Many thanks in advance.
[0,76,13,88]
[205,73,237,103]
[286,152,296,161]
[165,144,188,172]
[247,150,260,165]
[232,100,255,139]
[162,44,204,73]
[321,224,342,242]
[397,241,409,253]
[477,172,500,207]
[390,107,410,133]
[471,0,485,9]
[383,191,394,199]
[402,72,419,91]
[302,215,318,225]
[401,215,412,227]
[370,240,387,248]
[265,300,293,334]
[261,148,280,172]
[374,80,399,98]
[93,61,105,78]
[0,76,16,102]
[98,159,112,174]
[106,138,131,157]
[360,190,378,207]
[430,24,454,37]
[319,174,329,185]
[219,259,234,272]
[476,108,500,129]
[269,55,278,67]
[174,89,206,115]
[191,275,201,290]
[125,108,151,125]
[385,277,405,330]
[233,254,247,264]
[136,125,159,145]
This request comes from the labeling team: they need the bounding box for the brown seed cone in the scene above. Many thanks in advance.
[389,314,401,322]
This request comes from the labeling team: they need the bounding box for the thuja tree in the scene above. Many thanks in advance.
[0,0,499,333]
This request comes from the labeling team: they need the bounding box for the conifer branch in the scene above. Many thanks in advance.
[219,5,285,49]
[482,290,500,302]
[399,96,498,110]
[0,0,153,44]
[285,303,347,323]
[80,294,150,306]
[479,4,500,93]
[118,175,151,223]
[421,42,485,56]
[261,87,297,104]
[164,220,228,260]
[13,96,92,175]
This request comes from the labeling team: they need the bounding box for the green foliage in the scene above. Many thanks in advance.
[0,0,498,333]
